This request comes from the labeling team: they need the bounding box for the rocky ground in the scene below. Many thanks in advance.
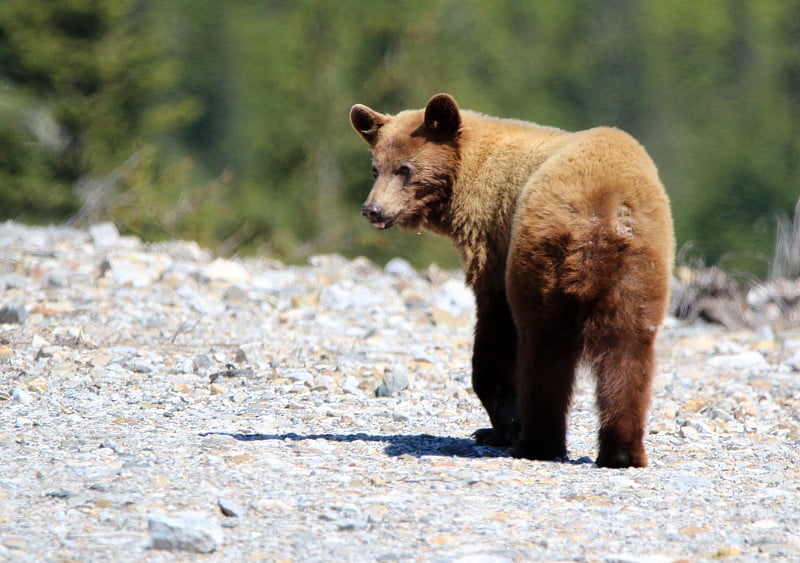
[1,220,799,562]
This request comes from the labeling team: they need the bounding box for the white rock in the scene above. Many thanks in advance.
[148,511,223,553]
[320,280,386,311]
[14,416,31,428]
[384,257,417,279]
[0,273,28,289]
[679,425,700,441]
[103,252,173,287]
[12,387,33,405]
[605,554,676,563]
[786,349,800,371]
[708,351,767,372]
[667,472,713,492]
[31,334,50,353]
[89,222,120,249]
[435,278,475,317]
[342,375,362,396]
[201,258,251,284]
[714,340,746,355]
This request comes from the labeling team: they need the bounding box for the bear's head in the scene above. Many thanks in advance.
[349,93,462,234]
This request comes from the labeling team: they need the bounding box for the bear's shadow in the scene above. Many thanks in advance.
[200,431,595,464]
[200,431,509,458]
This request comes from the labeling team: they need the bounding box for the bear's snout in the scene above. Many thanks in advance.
[361,203,391,229]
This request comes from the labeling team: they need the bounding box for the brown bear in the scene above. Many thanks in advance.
[349,93,674,468]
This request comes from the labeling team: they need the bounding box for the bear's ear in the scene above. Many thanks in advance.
[424,93,461,137]
[350,104,386,146]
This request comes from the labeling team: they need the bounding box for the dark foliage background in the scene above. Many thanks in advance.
[1,1,798,277]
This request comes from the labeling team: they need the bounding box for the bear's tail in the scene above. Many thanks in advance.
[560,226,631,303]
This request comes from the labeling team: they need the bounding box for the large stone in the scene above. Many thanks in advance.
[148,511,223,553]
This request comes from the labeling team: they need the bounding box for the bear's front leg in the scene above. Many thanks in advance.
[470,290,519,447]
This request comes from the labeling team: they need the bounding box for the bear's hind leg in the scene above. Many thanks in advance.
[510,317,581,461]
[590,329,655,468]
[471,292,519,447]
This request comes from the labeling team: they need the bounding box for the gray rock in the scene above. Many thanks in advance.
[235,343,270,367]
[218,497,245,518]
[383,365,410,393]
[0,305,27,324]
[172,358,195,374]
[148,511,223,553]
[35,346,60,360]
[109,345,138,357]
[43,268,70,289]
[125,359,155,374]
[224,284,249,302]
[193,354,214,372]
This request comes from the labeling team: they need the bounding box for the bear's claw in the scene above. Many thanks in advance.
[471,427,514,448]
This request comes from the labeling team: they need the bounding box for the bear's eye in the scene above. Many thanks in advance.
[396,165,412,180]
[371,166,379,179]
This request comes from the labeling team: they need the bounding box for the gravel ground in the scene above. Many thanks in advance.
[1,221,799,562]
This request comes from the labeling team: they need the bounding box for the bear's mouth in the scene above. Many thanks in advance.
[371,219,394,229]
[364,214,397,229]
[361,203,397,230]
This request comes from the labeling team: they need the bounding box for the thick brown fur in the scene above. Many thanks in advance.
[350,94,674,468]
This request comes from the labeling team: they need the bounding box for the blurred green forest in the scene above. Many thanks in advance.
[1,1,798,277]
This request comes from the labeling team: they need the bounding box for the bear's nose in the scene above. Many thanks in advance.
[361,203,383,222]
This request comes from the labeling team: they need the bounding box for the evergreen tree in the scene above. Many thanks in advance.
[0,0,197,224]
